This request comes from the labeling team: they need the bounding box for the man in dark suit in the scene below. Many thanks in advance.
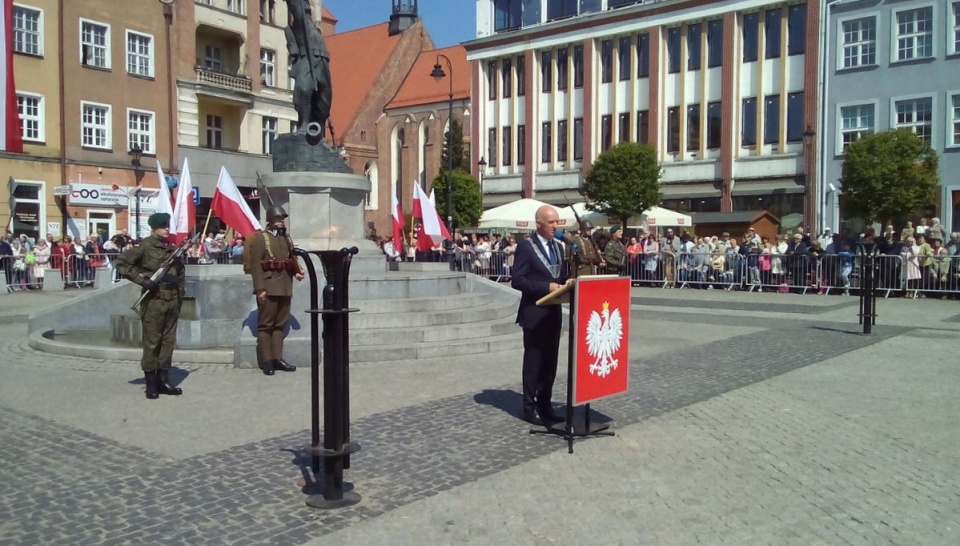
[511,205,571,426]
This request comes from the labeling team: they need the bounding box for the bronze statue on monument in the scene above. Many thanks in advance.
[286,0,333,142]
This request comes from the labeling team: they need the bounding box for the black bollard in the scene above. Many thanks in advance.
[857,242,878,334]
[293,248,322,475]
[303,247,361,509]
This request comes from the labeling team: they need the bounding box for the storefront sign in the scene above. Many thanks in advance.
[53,185,72,197]
[68,183,131,207]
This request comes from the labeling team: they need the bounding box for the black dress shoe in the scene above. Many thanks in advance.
[260,360,275,376]
[538,407,565,424]
[521,411,544,426]
[273,359,296,372]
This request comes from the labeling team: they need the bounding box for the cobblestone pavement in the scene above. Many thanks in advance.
[0,289,957,544]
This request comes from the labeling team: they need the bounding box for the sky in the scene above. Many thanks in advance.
[322,0,476,47]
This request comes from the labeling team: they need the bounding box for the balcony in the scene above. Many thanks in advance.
[195,66,252,93]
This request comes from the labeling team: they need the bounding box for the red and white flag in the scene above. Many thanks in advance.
[428,188,452,240]
[412,182,447,252]
[170,157,196,244]
[0,0,22,153]
[211,166,261,237]
[155,161,174,217]
[391,190,404,255]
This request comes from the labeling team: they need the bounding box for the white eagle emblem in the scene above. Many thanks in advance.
[585,301,623,378]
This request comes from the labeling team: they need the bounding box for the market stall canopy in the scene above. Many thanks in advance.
[478,198,578,230]
[567,203,691,229]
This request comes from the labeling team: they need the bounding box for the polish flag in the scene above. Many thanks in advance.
[0,0,23,153]
[391,190,404,255]
[412,182,447,252]
[211,166,261,237]
[428,188,452,240]
[170,158,196,244]
[155,161,174,216]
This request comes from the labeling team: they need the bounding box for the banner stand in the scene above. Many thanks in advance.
[530,281,615,454]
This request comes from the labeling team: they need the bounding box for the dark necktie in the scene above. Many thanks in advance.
[548,241,558,265]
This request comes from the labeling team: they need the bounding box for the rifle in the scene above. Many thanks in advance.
[255,171,276,208]
[131,233,199,313]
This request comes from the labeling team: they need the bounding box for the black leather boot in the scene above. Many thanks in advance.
[273,359,296,372]
[156,369,182,395]
[144,371,159,400]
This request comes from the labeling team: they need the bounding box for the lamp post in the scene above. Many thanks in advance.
[129,146,143,238]
[802,126,817,236]
[430,54,455,270]
[477,157,487,210]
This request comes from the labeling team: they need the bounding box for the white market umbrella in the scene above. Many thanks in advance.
[478,198,577,230]
[567,203,692,229]
[641,206,692,229]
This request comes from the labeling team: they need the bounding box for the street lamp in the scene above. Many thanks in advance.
[430,53,455,270]
[129,146,143,239]
[477,156,487,210]
[802,126,817,235]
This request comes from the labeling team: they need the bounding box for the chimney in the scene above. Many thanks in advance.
[389,0,418,36]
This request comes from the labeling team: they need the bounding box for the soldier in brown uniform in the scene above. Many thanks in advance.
[248,206,303,376]
[116,213,184,399]
[567,219,605,277]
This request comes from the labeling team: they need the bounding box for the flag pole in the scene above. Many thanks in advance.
[200,208,214,240]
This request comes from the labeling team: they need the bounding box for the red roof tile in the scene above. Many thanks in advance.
[387,45,470,110]
[326,23,403,136]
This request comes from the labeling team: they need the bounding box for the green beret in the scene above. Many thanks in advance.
[148,213,170,229]
[611,224,622,233]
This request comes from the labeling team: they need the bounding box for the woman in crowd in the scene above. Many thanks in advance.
[31,238,50,289]
[85,234,104,282]
[625,236,643,281]
[503,236,518,280]
[759,238,773,288]
[900,236,921,298]
[9,238,28,290]
[643,232,660,284]
[474,234,492,276]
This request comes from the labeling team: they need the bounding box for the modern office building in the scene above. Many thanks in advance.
[465,0,822,230]
[821,0,960,232]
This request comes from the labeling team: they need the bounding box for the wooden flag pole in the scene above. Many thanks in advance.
[200,208,214,240]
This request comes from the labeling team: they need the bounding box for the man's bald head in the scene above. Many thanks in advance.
[535,205,559,240]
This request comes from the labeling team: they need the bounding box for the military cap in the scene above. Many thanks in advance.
[148,213,170,229]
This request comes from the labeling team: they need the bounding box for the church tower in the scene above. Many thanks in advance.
[388,0,418,35]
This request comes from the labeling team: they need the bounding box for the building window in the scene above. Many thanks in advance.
[502,126,512,166]
[516,55,526,96]
[488,61,498,100]
[206,114,223,149]
[742,97,757,146]
[260,49,276,87]
[636,110,649,144]
[601,40,613,83]
[666,108,680,153]
[764,94,780,145]
[666,28,681,74]
[262,116,277,155]
[17,93,43,142]
[517,124,526,165]
[707,20,722,68]
[12,5,42,56]
[573,118,583,160]
[953,2,960,55]
[547,0,578,22]
[128,109,155,155]
[260,0,276,24]
[125,31,153,77]
[707,101,721,149]
[788,4,806,56]
[895,7,933,61]
[226,0,245,15]
[204,45,222,71]
[494,0,522,31]
[687,24,702,71]
[618,113,630,143]
[786,92,804,143]
[557,48,569,91]
[541,51,552,93]
[557,120,568,162]
[541,122,552,163]
[894,97,933,142]
[841,17,876,68]
[502,58,512,98]
[687,104,701,151]
[765,8,782,59]
[601,115,612,152]
[742,12,759,63]
[840,104,874,151]
[488,127,498,167]
[81,101,111,149]
[618,37,632,80]
[80,20,110,69]
[636,33,649,78]
[573,45,584,88]
[950,94,960,146]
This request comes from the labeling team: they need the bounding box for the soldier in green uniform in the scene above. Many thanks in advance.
[117,213,184,399]
[248,206,304,376]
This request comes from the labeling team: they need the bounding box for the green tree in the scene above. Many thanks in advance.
[840,128,939,224]
[431,169,482,229]
[581,142,662,227]
[441,119,468,172]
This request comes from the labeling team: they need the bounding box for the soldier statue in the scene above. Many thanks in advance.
[286,0,332,139]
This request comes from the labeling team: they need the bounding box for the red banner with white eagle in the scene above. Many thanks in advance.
[573,276,630,405]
